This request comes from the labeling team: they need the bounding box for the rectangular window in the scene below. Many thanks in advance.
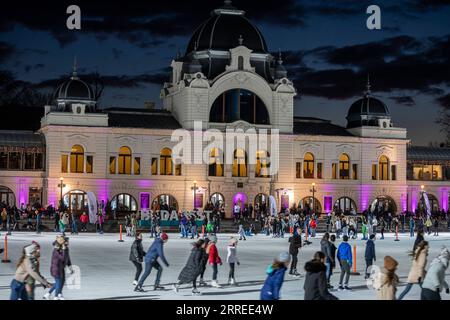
[9,152,21,170]
[86,156,93,173]
[109,156,116,174]
[391,165,397,181]
[175,164,182,176]
[118,155,131,174]
[372,164,377,180]
[352,164,358,180]
[24,152,34,170]
[296,162,301,178]
[61,154,68,173]
[0,152,7,169]
[332,163,337,179]
[151,157,157,175]
[35,153,43,170]
[317,163,323,179]
[134,157,140,175]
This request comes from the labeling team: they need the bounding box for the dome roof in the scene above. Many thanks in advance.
[185,2,267,54]
[54,76,94,102]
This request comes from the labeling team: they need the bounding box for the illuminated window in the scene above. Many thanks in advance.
[160,148,173,175]
[86,156,93,173]
[232,149,247,177]
[151,157,157,175]
[255,150,270,178]
[317,163,323,179]
[379,156,389,180]
[352,164,358,180]
[339,154,350,179]
[332,163,337,179]
[208,148,223,177]
[118,146,132,175]
[61,154,68,173]
[303,153,314,178]
[109,157,116,174]
[175,164,182,176]
[296,162,301,178]
[372,164,377,180]
[70,145,84,173]
[134,157,140,175]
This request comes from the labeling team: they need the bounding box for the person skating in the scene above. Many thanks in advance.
[364,234,376,279]
[320,233,333,286]
[409,216,415,237]
[303,251,338,300]
[80,212,89,232]
[238,222,246,241]
[361,219,368,240]
[425,216,432,235]
[328,235,337,288]
[337,235,352,290]
[372,256,399,300]
[44,235,68,300]
[288,227,302,276]
[198,237,209,287]
[206,235,222,288]
[413,230,424,252]
[420,247,450,300]
[260,252,290,300]
[11,243,52,300]
[433,217,439,236]
[129,232,146,286]
[226,237,240,286]
[173,239,205,295]
[398,240,429,300]
[379,217,386,240]
[134,233,170,292]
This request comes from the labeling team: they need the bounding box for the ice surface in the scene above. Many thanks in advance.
[0,231,449,300]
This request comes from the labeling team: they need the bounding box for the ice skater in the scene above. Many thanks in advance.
[226,237,240,286]
[206,235,222,288]
[260,252,290,300]
[129,232,146,286]
[364,234,376,279]
[303,251,338,300]
[134,233,170,292]
[238,222,246,241]
[397,240,428,300]
[337,235,352,291]
[173,239,205,295]
[288,227,302,276]
[420,247,450,300]
[373,256,399,300]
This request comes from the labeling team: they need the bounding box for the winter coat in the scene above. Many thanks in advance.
[144,238,169,266]
[337,242,352,265]
[260,265,287,300]
[329,243,337,268]
[80,214,89,224]
[50,247,66,278]
[303,260,338,300]
[407,246,428,284]
[422,255,449,293]
[320,239,332,263]
[178,246,203,283]
[373,268,398,300]
[129,239,145,262]
[413,234,424,252]
[227,245,239,264]
[364,239,376,261]
[14,256,50,287]
[207,243,222,265]
[289,234,302,255]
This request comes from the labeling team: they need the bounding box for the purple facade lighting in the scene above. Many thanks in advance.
[233,192,247,209]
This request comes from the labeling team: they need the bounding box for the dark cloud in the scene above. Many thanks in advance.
[389,96,415,106]
[24,63,45,73]
[0,41,15,63]
[112,48,123,59]
[437,93,450,109]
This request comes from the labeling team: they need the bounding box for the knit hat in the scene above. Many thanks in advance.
[24,243,39,256]
[438,247,450,266]
[384,256,398,271]
[160,233,168,241]
[277,252,291,263]
[209,235,217,243]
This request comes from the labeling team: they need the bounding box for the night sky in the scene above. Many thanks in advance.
[1,0,449,145]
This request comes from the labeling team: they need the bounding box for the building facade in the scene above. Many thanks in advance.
[0,2,449,217]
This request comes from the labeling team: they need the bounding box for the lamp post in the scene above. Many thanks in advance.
[58,177,66,211]
[310,182,316,213]
[192,180,198,210]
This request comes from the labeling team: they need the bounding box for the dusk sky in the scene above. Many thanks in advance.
[1,0,449,146]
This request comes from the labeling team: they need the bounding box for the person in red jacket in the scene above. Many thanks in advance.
[80,212,89,232]
[206,235,222,287]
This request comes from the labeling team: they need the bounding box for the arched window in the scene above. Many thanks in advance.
[160,148,173,175]
[63,190,87,215]
[339,153,350,179]
[255,150,270,178]
[208,148,223,177]
[0,185,15,207]
[299,196,322,214]
[152,194,178,211]
[303,152,314,178]
[118,146,132,174]
[70,145,84,173]
[209,89,270,124]
[111,193,137,215]
[418,193,440,213]
[210,193,225,208]
[232,149,247,177]
[334,197,357,214]
[371,195,397,215]
[379,155,389,180]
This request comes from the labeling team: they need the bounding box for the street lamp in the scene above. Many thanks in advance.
[420,185,425,191]
[58,177,66,211]
[310,182,316,213]
[191,180,198,210]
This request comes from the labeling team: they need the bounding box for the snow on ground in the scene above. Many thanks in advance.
[0,231,449,300]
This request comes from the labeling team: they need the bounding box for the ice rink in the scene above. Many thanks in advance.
[0,231,449,300]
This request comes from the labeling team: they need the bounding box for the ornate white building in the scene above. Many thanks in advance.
[0,2,449,217]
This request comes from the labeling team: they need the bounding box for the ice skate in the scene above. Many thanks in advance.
[230,278,238,286]
[154,285,165,290]
[54,294,65,300]
[172,283,179,293]
[199,279,207,287]
[132,280,138,286]
[43,292,52,300]
[211,280,222,288]
[134,285,145,292]
[192,288,201,295]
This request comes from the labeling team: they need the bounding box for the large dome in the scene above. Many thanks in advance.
[185,2,268,54]
[54,76,94,102]
[346,92,391,129]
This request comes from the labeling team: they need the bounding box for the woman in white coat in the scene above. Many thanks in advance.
[397,240,428,300]
[421,247,450,300]
[227,237,240,286]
